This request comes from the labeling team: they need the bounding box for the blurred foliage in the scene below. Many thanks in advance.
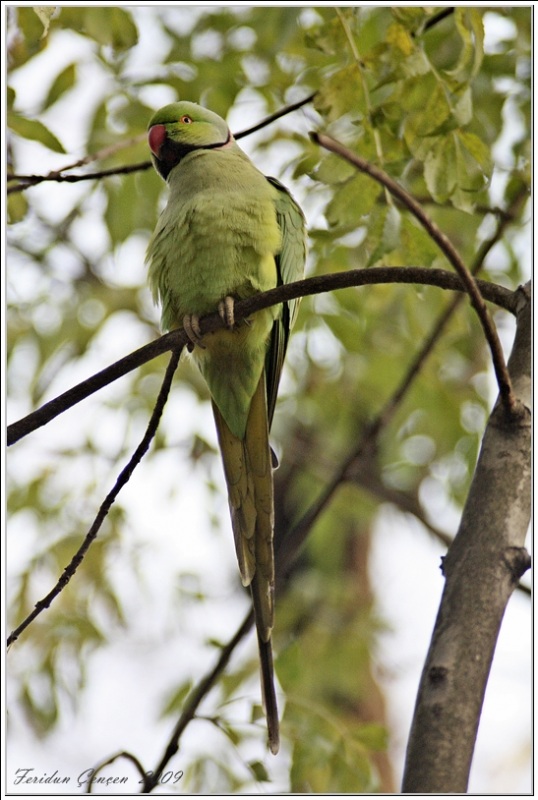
[6,6,530,794]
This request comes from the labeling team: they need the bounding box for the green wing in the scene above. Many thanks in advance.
[265,176,307,428]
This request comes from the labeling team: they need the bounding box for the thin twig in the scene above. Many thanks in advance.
[7,267,516,447]
[143,610,254,793]
[7,331,185,445]
[310,130,518,416]
[422,6,455,32]
[234,92,316,140]
[7,161,152,192]
[86,751,148,794]
[7,346,182,647]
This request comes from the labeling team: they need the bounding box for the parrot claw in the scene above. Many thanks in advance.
[183,314,206,351]
[218,296,236,329]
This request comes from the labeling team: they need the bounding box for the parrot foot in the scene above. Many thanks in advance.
[218,296,236,329]
[183,314,206,352]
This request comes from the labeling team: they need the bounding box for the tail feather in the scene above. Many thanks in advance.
[212,400,256,586]
[252,588,279,755]
[212,376,279,752]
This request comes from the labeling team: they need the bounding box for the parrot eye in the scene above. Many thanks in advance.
[180,115,193,124]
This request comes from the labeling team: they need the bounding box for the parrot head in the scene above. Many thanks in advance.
[148,101,232,180]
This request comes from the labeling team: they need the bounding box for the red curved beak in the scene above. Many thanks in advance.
[148,124,167,157]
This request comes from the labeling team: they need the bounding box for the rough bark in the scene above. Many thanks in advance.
[402,283,531,793]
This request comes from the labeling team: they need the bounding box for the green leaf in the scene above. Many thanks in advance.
[104,181,130,248]
[160,680,193,717]
[315,153,357,185]
[80,7,138,51]
[305,13,350,55]
[450,129,492,211]
[391,6,430,29]
[452,85,473,126]
[7,112,66,153]
[315,64,366,122]
[399,216,440,267]
[385,22,414,57]
[456,130,492,178]
[424,134,457,202]
[33,6,57,38]
[325,173,380,229]
[350,722,389,751]
[42,63,77,109]
[366,205,401,266]
[8,7,48,68]
[422,128,490,209]
[381,204,401,251]
[322,312,361,354]
[216,719,242,747]
[446,7,484,84]
[402,77,452,157]
[247,760,269,783]
[7,190,29,224]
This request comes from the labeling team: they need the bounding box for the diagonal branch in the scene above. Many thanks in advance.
[143,610,254,793]
[233,92,316,140]
[310,130,519,416]
[7,267,516,446]
[7,346,182,647]
[422,6,454,32]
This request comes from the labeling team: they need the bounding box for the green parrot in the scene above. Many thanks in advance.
[145,101,306,754]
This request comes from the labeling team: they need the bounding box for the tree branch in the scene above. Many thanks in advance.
[422,6,454,33]
[7,346,182,647]
[233,92,316,140]
[7,161,152,192]
[86,751,148,794]
[310,131,519,416]
[402,282,531,793]
[142,610,254,793]
[7,267,516,446]
[347,464,531,598]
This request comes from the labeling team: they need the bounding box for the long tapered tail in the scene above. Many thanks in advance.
[252,574,279,754]
[212,376,279,753]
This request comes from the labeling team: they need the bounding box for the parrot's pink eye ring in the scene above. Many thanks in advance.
[180,115,193,124]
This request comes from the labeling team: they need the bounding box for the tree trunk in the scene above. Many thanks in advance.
[401,284,531,792]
